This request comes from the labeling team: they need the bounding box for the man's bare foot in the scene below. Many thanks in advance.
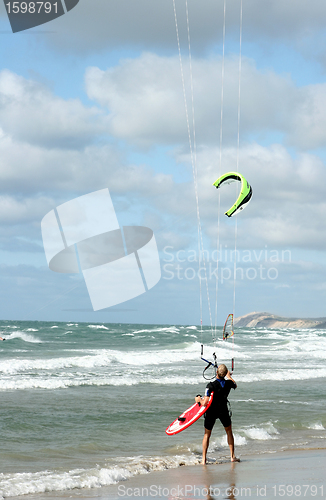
[201,460,206,465]
[231,457,241,462]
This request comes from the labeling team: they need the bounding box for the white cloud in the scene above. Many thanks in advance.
[0,195,56,224]
[0,70,106,149]
[0,61,325,258]
[178,143,326,250]
[20,0,326,60]
[288,84,326,149]
[84,52,326,152]
[85,53,297,147]
[1,1,326,321]
[0,143,173,199]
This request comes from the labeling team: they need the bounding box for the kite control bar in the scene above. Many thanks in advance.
[201,345,218,380]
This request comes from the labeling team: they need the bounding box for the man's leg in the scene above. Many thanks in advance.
[224,424,240,462]
[202,428,212,465]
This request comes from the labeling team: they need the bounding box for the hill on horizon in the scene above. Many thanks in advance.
[234,312,326,329]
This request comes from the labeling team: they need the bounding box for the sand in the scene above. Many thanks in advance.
[10,448,326,500]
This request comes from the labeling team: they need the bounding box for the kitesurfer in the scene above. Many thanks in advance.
[0,337,5,341]
[195,364,240,464]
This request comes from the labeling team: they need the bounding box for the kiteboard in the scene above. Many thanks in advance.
[165,392,214,435]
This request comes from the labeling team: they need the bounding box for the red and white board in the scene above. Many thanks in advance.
[165,393,214,435]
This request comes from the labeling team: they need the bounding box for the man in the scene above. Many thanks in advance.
[195,364,240,464]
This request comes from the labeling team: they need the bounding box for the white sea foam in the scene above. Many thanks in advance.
[0,342,202,375]
[215,433,247,449]
[0,454,199,498]
[2,331,325,388]
[0,466,133,497]
[238,367,326,383]
[306,422,325,430]
[88,324,109,330]
[239,423,279,441]
[0,372,204,391]
[110,343,201,366]
[279,400,310,405]
[133,326,180,334]
[0,355,110,375]
[2,332,41,343]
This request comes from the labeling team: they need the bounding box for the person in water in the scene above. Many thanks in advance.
[195,364,240,464]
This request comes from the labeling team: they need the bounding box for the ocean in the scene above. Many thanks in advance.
[0,320,325,498]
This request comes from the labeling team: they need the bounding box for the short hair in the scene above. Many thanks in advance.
[217,364,228,378]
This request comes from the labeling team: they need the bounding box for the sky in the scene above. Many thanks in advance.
[0,0,325,326]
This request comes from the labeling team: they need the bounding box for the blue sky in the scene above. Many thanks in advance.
[0,0,326,325]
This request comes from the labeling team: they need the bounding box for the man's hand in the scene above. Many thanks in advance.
[226,371,237,387]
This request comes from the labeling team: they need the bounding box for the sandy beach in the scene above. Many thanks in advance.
[9,448,326,500]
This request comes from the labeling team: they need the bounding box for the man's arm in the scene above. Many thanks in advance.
[195,395,210,406]
[226,370,237,388]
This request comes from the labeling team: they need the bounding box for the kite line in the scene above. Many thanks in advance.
[172,0,246,377]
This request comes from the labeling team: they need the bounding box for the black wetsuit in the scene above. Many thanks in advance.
[204,378,236,430]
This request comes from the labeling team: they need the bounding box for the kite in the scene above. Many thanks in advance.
[213,172,252,217]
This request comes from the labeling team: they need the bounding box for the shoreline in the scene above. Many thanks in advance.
[8,447,326,500]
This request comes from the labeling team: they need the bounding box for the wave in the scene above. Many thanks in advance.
[278,400,311,406]
[1,345,325,385]
[305,422,325,431]
[88,324,109,330]
[238,422,279,441]
[0,373,204,391]
[238,367,326,383]
[210,434,247,452]
[1,332,41,343]
[0,354,114,375]
[132,326,180,334]
[210,424,278,452]
[0,454,199,498]
[0,343,202,376]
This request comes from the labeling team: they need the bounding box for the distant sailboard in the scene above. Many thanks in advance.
[165,393,214,435]
[223,313,235,371]
[223,313,234,340]
[213,172,252,217]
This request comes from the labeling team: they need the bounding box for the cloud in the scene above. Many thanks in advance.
[288,84,326,149]
[85,52,326,154]
[85,53,296,147]
[17,0,326,60]
[0,70,106,149]
[0,132,175,199]
[0,195,56,224]
[0,62,325,260]
[177,143,326,251]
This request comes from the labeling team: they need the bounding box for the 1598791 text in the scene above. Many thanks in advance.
[5,2,58,14]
